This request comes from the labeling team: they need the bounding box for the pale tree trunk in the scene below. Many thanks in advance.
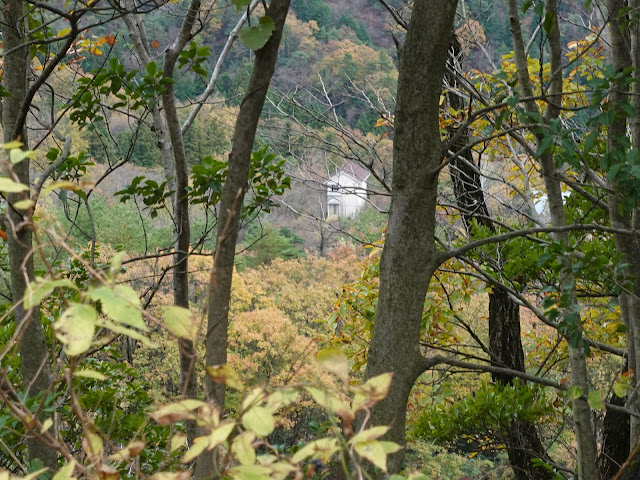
[2,0,57,469]
[506,1,599,478]
[196,0,290,477]
[363,0,458,474]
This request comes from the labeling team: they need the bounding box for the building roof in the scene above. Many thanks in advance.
[329,163,371,183]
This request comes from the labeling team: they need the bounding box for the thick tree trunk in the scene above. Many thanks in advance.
[363,1,458,474]
[489,290,554,480]
[196,1,290,477]
[612,440,640,480]
[2,0,57,469]
[606,0,640,451]
[600,390,630,479]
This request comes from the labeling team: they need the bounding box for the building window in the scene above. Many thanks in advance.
[329,202,339,217]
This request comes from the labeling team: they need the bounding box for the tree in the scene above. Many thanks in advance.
[197,0,291,475]
[362,0,458,473]
[0,0,126,468]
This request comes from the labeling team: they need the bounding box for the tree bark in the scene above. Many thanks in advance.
[363,0,458,474]
[606,0,640,452]
[600,389,630,479]
[197,0,290,476]
[489,290,554,480]
[1,0,57,469]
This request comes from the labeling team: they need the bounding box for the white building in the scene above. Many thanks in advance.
[326,163,370,219]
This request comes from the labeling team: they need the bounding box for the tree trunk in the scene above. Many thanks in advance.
[606,0,640,452]
[196,0,290,477]
[2,0,57,469]
[489,290,554,480]
[363,1,458,474]
[600,390,630,479]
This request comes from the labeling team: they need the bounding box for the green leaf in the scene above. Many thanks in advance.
[587,389,604,411]
[543,11,555,33]
[231,0,251,10]
[614,380,630,398]
[55,304,97,356]
[88,285,146,330]
[566,385,583,401]
[163,306,199,341]
[24,277,77,309]
[0,178,29,193]
[242,406,275,436]
[146,61,157,77]
[238,16,275,50]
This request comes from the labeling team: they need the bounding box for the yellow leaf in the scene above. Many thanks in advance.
[151,400,206,426]
[0,178,29,193]
[109,440,145,461]
[13,199,34,210]
[52,461,76,480]
[232,432,256,465]
[163,306,199,341]
[206,364,244,391]
[55,304,97,356]
[316,347,349,382]
[75,369,108,381]
[170,433,187,453]
[82,430,104,458]
[40,418,54,433]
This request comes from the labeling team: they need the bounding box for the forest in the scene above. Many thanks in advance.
[3,0,640,479]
